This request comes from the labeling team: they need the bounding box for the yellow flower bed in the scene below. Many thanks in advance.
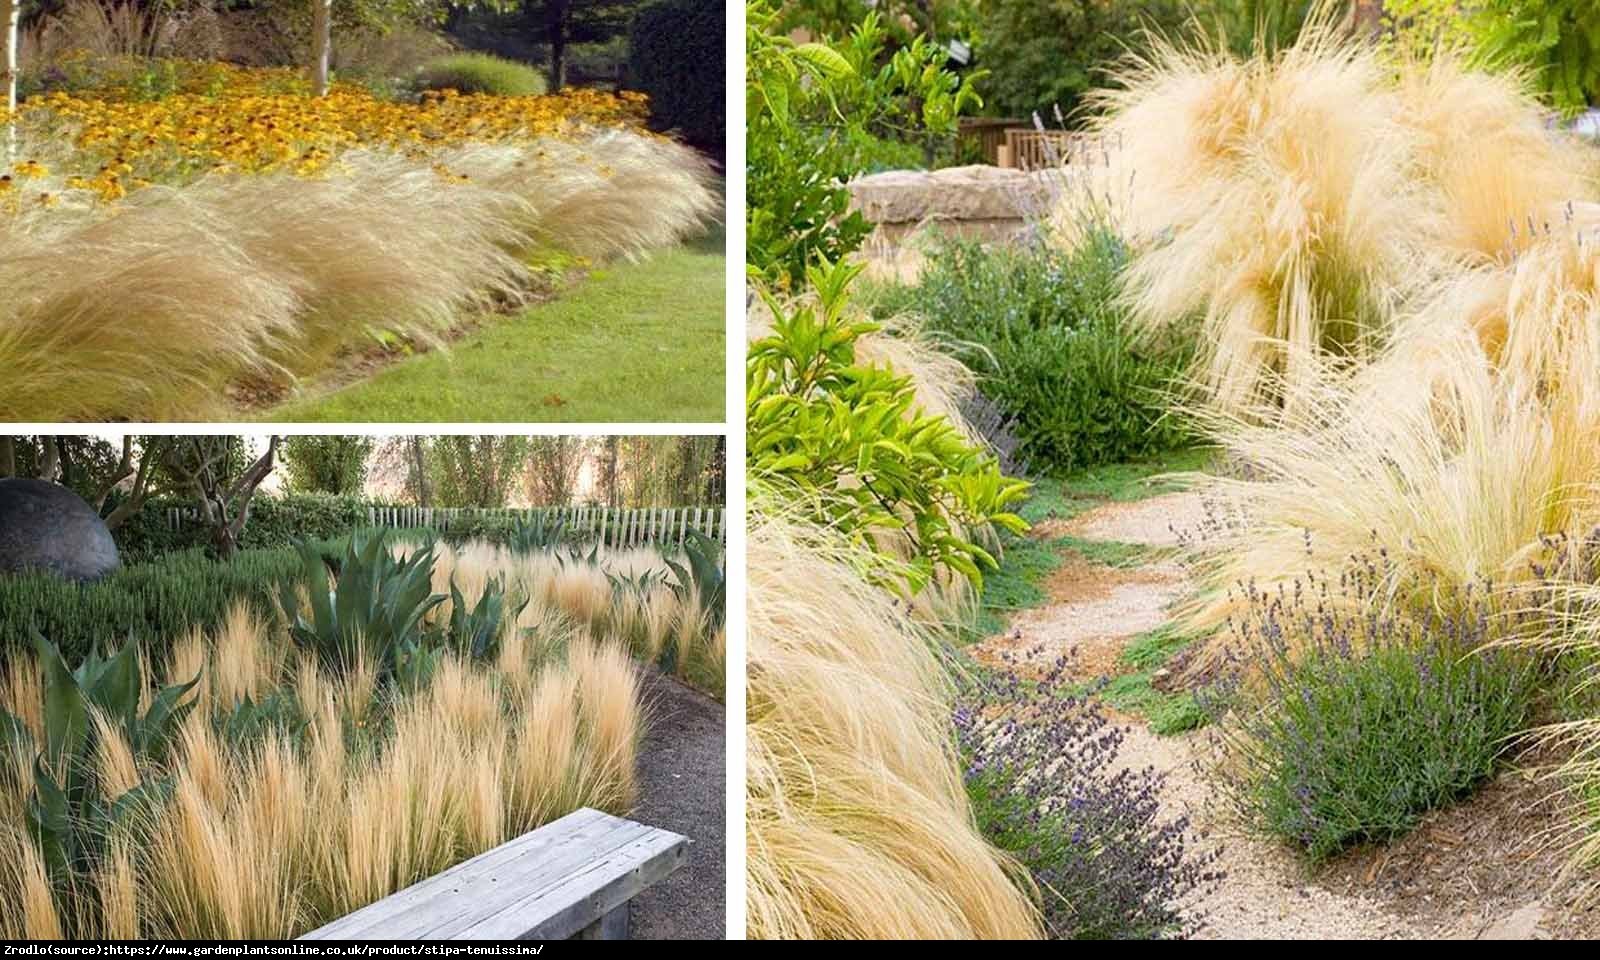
[0,59,651,206]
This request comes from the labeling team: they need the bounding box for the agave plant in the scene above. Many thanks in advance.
[558,541,602,569]
[508,512,567,554]
[606,567,666,602]
[448,574,529,662]
[665,530,726,630]
[280,531,446,685]
[0,632,198,902]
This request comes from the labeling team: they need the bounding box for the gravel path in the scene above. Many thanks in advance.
[1005,490,1438,939]
[628,671,725,940]
[1058,490,1210,547]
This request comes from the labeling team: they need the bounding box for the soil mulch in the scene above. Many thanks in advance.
[628,670,726,940]
[1315,743,1600,939]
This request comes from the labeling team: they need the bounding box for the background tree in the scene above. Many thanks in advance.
[281,435,374,494]
[157,436,281,559]
[597,434,620,507]
[310,0,333,94]
[1,0,17,115]
[428,435,531,507]
[526,0,633,90]
[523,435,587,505]
[0,435,164,530]
[975,0,1189,122]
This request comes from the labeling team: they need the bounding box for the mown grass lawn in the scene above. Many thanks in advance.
[263,230,725,423]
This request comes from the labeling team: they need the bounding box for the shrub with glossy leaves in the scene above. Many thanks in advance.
[748,258,1029,591]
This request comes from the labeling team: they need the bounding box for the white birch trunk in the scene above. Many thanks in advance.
[2,0,19,160]
[309,0,332,97]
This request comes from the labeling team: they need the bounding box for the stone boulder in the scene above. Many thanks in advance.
[0,478,121,582]
[847,165,1058,226]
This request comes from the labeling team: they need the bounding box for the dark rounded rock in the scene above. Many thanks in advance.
[0,478,121,582]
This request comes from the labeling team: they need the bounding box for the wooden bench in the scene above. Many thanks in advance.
[299,808,688,941]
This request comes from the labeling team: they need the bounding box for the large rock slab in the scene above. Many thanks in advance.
[848,165,1058,225]
[0,478,121,582]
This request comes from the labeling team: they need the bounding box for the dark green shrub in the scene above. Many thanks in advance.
[629,0,725,153]
[976,0,1189,120]
[881,229,1193,473]
[416,52,548,96]
[1208,565,1539,861]
[111,493,375,562]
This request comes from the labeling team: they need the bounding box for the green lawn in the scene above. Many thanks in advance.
[263,234,725,423]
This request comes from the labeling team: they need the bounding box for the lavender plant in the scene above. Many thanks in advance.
[954,655,1221,939]
[1206,555,1539,862]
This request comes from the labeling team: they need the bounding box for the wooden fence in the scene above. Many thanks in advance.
[366,504,726,549]
[161,504,726,550]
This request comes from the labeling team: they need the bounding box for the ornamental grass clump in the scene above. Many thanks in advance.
[956,658,1220,939]
[1178,331,1600,647]
[745,497,1041,939]
[1205,560,1538,862]
[1086,19,1422,414]
[0,570,644,938]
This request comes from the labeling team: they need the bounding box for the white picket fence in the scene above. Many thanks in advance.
[162,504,725,549]
[366,504,725,549]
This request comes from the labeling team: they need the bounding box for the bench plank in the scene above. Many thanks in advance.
[299,808,687,941]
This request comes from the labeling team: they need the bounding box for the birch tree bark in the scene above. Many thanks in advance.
[310,0,332,96]
[2,0,20,159]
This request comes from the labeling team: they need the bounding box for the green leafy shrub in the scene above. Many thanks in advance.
[748,258,1029,590]
[746,1,984,286]
[879,229,1193,473]
[629,0,725,152]
[111,493,375,562]
[975,0,1189,120]
[416,52,548,97]
[1209,567,1538,861]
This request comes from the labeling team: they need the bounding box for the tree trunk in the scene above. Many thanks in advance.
[547,0,569,91]
[35,438,58,483]
[310,0,333,97]
[102,438,164,530]
[0,437,13,479]
[2,0,19,160]
[409,437,431,507]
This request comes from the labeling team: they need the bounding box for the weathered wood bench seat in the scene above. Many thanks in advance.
[299,808,688,940]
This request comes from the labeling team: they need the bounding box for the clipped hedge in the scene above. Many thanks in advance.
[629,0,725,154]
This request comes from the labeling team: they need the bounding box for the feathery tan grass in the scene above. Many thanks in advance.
[0,130,717,421]
[0,571,647,939]
[1086,22,1421,414]
[746,497,1040,939]
[1178,330,1600,658]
